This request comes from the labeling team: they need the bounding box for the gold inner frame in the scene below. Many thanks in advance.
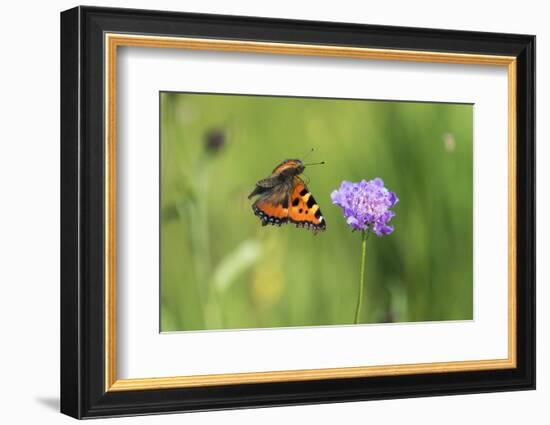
[104,33,517,392]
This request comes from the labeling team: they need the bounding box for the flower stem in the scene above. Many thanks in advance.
[354,230,368,324]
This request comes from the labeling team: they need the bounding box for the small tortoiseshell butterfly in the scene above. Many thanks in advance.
[248,158,326,233]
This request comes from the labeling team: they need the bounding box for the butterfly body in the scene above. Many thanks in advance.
[248,159,326,233]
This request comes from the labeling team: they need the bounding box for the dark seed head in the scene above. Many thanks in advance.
[204,128,226,154]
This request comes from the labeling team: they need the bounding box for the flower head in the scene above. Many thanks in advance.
[331,178,398,236]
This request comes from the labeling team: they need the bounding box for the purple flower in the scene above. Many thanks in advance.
[331,178,398,236]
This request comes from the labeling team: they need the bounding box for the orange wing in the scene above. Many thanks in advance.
[252,196,290,227]
[271,159,301,174]
[287,179,326,233]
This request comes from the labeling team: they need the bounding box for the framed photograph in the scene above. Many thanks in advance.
[60,6,535,419]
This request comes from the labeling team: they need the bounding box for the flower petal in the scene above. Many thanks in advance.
[388,191,399,207]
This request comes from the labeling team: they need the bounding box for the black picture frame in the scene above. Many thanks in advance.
[60,5,535,419]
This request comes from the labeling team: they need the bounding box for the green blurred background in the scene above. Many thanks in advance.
[160,92,473,332]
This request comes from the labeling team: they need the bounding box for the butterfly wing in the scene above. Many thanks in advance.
[252,191,290,227]
[287,177,326,232]
[247,175,282,199]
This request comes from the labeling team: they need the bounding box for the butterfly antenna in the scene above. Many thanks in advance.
[303,161,325,167]
[302,148,315,161]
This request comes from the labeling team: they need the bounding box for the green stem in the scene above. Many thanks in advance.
[354,230,369,324]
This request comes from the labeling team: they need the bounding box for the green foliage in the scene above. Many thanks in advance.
[160,92,473,331]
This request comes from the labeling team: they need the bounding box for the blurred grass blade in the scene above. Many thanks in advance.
[212,239,262,292]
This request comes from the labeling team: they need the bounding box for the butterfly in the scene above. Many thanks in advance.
[248,158,326,233]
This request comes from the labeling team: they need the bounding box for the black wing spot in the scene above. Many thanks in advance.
[298,208,303,214]
[292,198,300,207]
[314,209,322,218]
[299,188,308,196]
[306,196,316,209]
